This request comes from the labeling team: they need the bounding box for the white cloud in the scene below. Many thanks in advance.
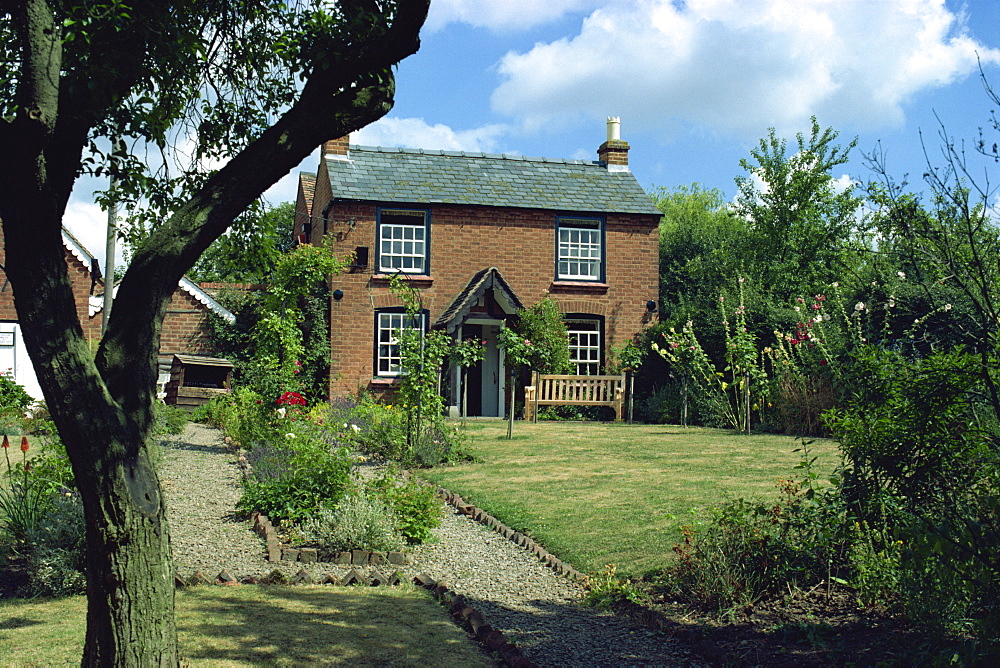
[424,0,605,32]
[491,0,1000,138]
[353,117,510,153]
[63,199,117,267]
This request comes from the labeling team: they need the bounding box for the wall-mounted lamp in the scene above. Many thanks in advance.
[333,289,344,302]
[645,300,657,312]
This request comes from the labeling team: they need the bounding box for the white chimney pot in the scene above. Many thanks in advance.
[607,116,621,142]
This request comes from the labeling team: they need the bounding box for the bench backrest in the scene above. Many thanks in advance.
[533,372,625,405]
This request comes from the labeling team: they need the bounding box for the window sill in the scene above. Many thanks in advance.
[371,274,434,287]
[549,280,609,293]
[370,377,403,386]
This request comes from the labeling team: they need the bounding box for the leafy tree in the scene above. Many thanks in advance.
[0,1,429,664]
[189,201,297,283]
[735,118,864,301]
[653,183,746,325]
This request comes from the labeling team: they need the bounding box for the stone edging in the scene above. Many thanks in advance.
[433,485,589,584]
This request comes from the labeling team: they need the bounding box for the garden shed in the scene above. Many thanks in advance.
[164,354,233,411]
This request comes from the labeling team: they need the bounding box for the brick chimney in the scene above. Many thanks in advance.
[597,117,629,171]
[323,135,350,158]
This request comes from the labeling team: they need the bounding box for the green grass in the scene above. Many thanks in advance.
[426,420,840,577]
[0,585,491,666]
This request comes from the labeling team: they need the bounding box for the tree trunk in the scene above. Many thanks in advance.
[0,3,431,663]
[76,435,176,666]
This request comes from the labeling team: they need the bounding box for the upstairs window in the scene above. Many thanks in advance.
[556,217,603,281]
[378,208,429,274]
[375,310,425,377]
[566,318,602,375]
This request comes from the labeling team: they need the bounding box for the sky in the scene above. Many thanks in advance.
[65,0,1000,266]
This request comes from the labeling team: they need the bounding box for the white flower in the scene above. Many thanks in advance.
[350,424,361,433]
[888,297,895,308]
[855,302,866,312]
[285,433,296,439]
[794,306,801,312]
[813,316,823,323]
[944,303,953,311]
[832,282,840,288]
[897,271,906,280]
[276,407,286,418]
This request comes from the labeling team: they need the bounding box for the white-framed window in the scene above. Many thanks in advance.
[566,318,602,375]
[378,209,429,273]
[557,217,603,281]
[375,311,425,376]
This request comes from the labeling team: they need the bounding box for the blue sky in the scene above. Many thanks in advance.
[66,0,1000,263]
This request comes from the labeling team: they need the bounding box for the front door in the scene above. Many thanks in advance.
[462,321,504,417]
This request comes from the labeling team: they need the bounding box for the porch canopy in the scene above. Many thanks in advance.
[434,266,523,334]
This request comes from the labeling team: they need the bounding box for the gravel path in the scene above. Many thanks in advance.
[160,422,699,666]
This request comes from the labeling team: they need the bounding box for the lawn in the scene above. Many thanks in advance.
[0,585,490,666]
[422,420,840,577]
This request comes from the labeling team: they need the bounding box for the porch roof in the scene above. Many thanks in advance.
[434,267,523,335]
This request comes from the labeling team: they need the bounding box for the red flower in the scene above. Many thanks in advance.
[20,436,28,453]
[819,360,828,366]
[1,435,8,449]
[277,391,307,407]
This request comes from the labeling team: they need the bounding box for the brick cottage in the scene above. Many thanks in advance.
[296,119,661,417]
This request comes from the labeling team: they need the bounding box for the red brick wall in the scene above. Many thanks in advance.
[0,227,103,346]
[314,195,660,398]
[159,289,216,357]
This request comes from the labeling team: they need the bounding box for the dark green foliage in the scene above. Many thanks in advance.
[654,183,747,332]
[236,431,353,524]
[513,297,573,374]
[657,465,848,614]
[0,376,32,414]
[189,202,296,283]
[153,401,190,437]
[825,346,1000,633]
[347,395,469,467]
[22,491,87,597]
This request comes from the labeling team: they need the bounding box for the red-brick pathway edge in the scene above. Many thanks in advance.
[413,572,538,668]
[434,485,590,584]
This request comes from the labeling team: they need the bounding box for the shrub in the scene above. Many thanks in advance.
[22,490,86,597]
[153,401,190,437]
[301,489,404,554]
[0,375,32,413]
[347,394,469,467]
[236,430,353,524]
[366,469,441,544]
[656,470,849,614]
[1,436,60,547]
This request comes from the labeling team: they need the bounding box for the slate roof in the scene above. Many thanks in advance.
[434,267,523,334]
[323,145,661,216]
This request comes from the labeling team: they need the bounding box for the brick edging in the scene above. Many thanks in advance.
[412,572,538,668]
[433,485,589,584]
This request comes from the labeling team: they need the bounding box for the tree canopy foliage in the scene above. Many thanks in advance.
[735,117,864,300]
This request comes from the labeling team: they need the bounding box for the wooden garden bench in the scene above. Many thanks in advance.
[523,371,626,422]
